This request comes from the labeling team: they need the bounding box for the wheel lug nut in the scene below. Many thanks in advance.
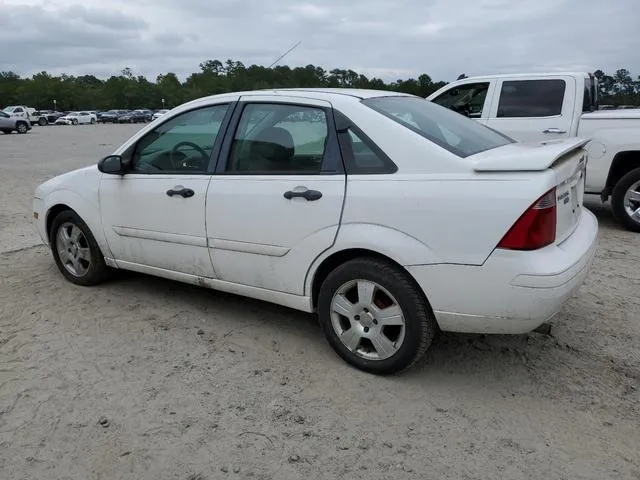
[364,327,369,333]
[354,315,360,320]
[373,320,378,325]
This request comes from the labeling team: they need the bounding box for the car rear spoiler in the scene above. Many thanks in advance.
[470,138,590,172]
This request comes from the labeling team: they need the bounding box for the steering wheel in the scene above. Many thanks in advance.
[171,141,209,169]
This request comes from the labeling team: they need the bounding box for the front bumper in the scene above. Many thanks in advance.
[407,208,599,334]
[32,197,48,245]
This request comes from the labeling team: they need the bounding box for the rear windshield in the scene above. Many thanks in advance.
[362,96,513,158]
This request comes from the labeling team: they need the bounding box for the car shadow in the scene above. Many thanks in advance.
[108,269,563,382]
[583,194,619,229]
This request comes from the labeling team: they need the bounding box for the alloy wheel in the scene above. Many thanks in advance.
[55,222,92,277]
[330,279,406,360]
[623,180,640,223]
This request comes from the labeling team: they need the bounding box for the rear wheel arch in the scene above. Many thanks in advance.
[310,248,434,313]
[604,150,640,196]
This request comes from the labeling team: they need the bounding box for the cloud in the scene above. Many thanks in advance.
[0,0,638,82]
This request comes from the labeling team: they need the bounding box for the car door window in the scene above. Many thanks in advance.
[14,108,23,113]
[341,128,397,174]
[131,104,229,174]
[497,79,566,118]
[226,103,328,174]
[432,82,490,118]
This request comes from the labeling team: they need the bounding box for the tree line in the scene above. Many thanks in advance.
[0,59,637,111]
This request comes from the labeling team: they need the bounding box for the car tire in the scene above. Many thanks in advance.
[611,167,640,233]
[1,129,11,134]
[38,117,48,126]
[16,122,28,134]
[90,118,96,124]
[49,210,111,286]
[72,119,78,125]
[317,257,437,375]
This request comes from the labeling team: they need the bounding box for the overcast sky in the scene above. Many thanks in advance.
[1,0,638,82]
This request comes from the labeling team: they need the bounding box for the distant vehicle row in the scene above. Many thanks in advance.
[0,105,170,127]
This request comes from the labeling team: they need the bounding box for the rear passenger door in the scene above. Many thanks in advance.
[485,76,575,142]
[206,96,346,295]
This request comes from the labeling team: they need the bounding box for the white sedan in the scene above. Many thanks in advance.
[152,109,169,120]
[54,111,97,125]
[32,88,598,374]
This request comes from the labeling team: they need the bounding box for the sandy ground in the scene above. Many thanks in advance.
[0,125,639,480]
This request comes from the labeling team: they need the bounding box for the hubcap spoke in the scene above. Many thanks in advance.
[632,207,640,220]
[70,226,82,242]
[58,228,71,246]
[332,294,355,317]
[376,304,404,326]
[370,332,398,359]
[58,248,71,264]
[77,247,91,261]
[356,280,376,306]
[628,190,640,203]
[71,257,82,275]
[340,328,361,352]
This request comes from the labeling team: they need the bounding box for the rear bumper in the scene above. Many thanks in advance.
[407,208,598,334]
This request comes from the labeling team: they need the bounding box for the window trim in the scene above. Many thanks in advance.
[125,102,236,176]
[495,78,567,119]
[214,100,344,176]
[333,109,397,175]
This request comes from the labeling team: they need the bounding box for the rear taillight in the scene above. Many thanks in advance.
[497,188,557,250]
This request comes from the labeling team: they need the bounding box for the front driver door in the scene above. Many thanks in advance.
[99,102,234,277]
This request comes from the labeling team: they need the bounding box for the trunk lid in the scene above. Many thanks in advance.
[470,138,589,245]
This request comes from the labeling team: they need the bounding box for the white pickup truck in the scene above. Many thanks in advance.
[427,72,640,232]
[2,105,48,126]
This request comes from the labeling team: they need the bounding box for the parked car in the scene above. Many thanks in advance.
[152,109,169,120]
[427,71,640,232]
[136,109,154,121]
[38,110,65,124]
[2,105,47,126]
[54,111,97,125]
[0,110,31,134]
[32,88,598,374]
[117,110,150,123]
[99,110,129,123]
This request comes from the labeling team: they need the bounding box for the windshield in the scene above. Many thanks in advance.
[3,107,16,113]
[362,96,514,158]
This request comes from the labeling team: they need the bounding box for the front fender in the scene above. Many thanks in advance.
[43,189,113,259]
[304,223,442,295]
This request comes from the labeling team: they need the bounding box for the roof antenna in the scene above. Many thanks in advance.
[268,41,302,68]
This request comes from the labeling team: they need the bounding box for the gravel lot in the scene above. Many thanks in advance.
[1,125,639,480]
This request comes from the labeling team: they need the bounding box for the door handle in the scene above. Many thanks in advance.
[283,189,323,201]
[543,128,567,134]
[166,185,195,198]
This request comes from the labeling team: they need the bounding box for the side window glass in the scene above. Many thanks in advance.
[14,108,24,113]
[497,79,566,118]
[432,82,489,118]
[131,104,229,174]
[226,103,328,174]
[343,128,396,174]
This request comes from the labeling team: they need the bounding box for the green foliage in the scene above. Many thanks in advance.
[593,69,640,106]
[1,61,637,110]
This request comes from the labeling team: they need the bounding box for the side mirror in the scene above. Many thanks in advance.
[98,155,126,175]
